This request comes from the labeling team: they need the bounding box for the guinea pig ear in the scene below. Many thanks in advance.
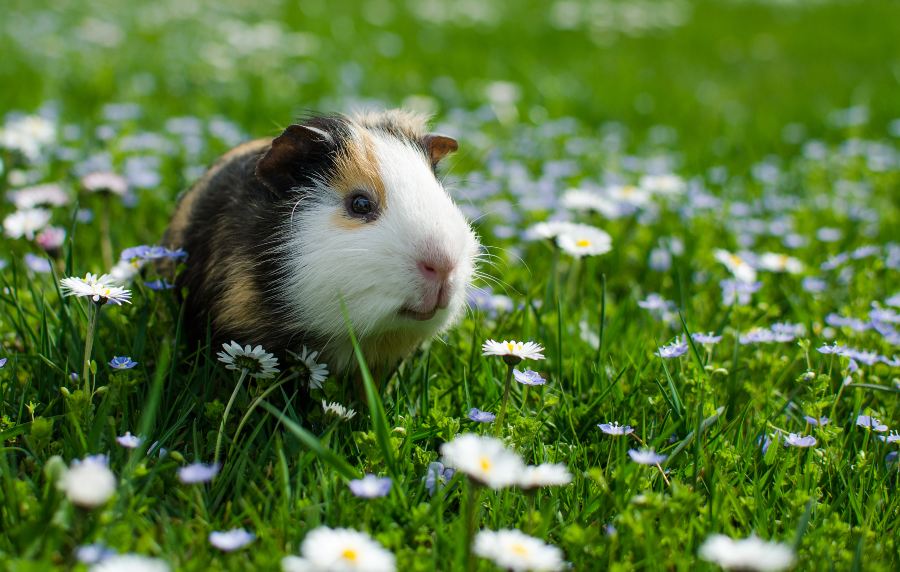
[422,134,458,167]
[256,124,336,193]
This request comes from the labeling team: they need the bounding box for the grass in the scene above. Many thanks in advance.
[2,0,900,570]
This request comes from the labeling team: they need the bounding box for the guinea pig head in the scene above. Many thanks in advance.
[257,113,479,368]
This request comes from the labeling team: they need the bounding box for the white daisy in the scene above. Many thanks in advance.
[89,554,170,572]
[296,526,396,572]
[518,463,573,490]
[482,340,545,365]
[216,341,280,379]
[560,189,624,218]
[756,252,804,274]
[8,183,71,209]
[605,183,652,206]
[556,224,613,258]
[473,529,565,572]
[288,346,329,389]
[440,434,525,489]
[639,173,686,195]
[713,249,758,283]
[0,115,56,161]
[82,171,129,196]
[322,400,357,421]
[525,220,577,241]
[698,534,795,571]
[59,456,117,508]
[60,273,133,306]
[3,208,52,240]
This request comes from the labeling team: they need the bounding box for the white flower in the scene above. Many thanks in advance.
[518,463,573,490]
[714,249,758,283]
[60,273,132,305]
[108,259,145,285]
[0,115,55,161]
[281,556,314,572]
[560,190,624,218]
[698,534,795,571]
[115,432,143,449]
[482,340,545,365]
[525,220,576,241]
[556,224,613,258]
[639,174,685,195]
[473,529,565,572]
[209,528,255,551]
[177,462,220,484]
[3,208,51,240]
[322,400,357,421]
[59,456,117,508]
[289,346,329,389]
[8,183,70,209]
[605,183,652,207]
[89,554,170,572]
[440,434,525,489]
[82,172,129,196]
[757,252,803,274]
[216,341,280,379]
[294,526,396,572]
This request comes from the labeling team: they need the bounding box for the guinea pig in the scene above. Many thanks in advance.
[161,110,480,376]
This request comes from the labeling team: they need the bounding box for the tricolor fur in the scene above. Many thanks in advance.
[163,110,479,373]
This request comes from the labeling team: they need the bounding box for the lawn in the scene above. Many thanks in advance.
[1,0,899,570]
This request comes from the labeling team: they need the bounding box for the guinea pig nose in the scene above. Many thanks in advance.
[417,258,454,283]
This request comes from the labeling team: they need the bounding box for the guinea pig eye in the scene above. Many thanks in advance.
[347,192,376,220]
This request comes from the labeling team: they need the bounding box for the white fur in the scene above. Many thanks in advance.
[275,125,479,370]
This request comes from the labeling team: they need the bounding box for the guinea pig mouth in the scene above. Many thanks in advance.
[399,306,438,321]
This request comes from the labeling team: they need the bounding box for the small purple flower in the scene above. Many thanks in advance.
[144,279,174,290]
[655,337,688,359]
[691,332,722,345]
[802,277,827,293]
[0,358,7,368]
[804,416,829,426]
[24,253,52,273]
[115,431,143,449]
[424,461,454,495]
[739,328,775,345]
[348,474,392,498]
[817,342,844,355]
[598,422,634,436]
[513,369,546,386]
[178,462,221,484]
[784,433,817,448]
[856,415,888,432]
[825,313,869,332]
[720,278,762,306]
[468,408,496,423]
[209,528,255,551]
[758,435,773,454]
[880,431,900,444]
[628,448,667,465]
[109,356,138,370]
[76,543,116,564]
[121,245,188,262]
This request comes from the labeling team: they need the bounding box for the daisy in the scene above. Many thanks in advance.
[288,526,396,572]
[513,369,546,386]
[518,463,573,490]
[628,448,667,465]
[115,432,143,449]
[3,208,51,240]
[784,433,816,448]
[82,171,129,196]
[288,346,329,389]
[209,529,255,552]
[8,183,70,209]
[639,173,685,195]
[348,474,392,498]
[606,183,652,207]
[59,455,117,508]
[468,408,496,423]
[60,273,132,306]
[109,356,138,370]
[322,400,357,421]
[598,422,634,436]
[560,189,625,218]
[177,462,220,484]
[473,529,565,572]
[757,252,803,274]
[698,534,795,571]
[482,340,545,365]
[714,249,758,283]
[217,341,280,379]
[556,224,613,258]
[440,434,525,489]
[89,555,170,572]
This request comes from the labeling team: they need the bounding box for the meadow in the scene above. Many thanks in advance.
[1,0,900,570]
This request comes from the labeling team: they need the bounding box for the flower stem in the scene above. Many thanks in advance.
[464,480,480,572]
[493,364,515,437]
[82,303,100,394]
[214,368,249,464]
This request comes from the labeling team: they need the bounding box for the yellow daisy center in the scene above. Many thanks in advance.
[729,254,744,266]
[575,239,591,248]
[479,456,492,472]
[622,185,636,195]
[506,342,516,352]
[512,543,529,556]
[341,548,359,562]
